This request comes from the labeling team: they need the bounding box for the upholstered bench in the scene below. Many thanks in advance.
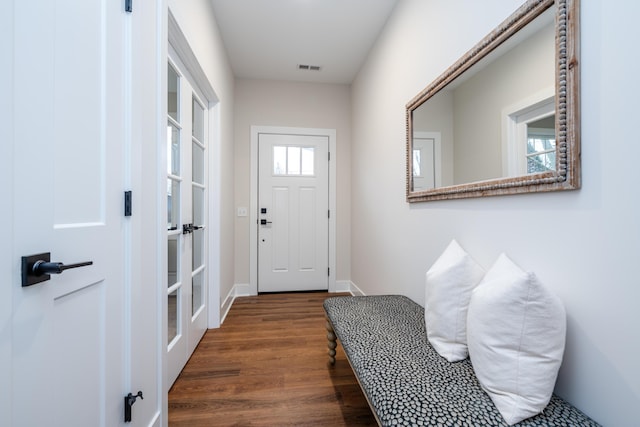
[324,295,599,427]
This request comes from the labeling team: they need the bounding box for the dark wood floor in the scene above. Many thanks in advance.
[168,292,377,426]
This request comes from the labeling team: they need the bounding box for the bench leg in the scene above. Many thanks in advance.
[325,318,337,365]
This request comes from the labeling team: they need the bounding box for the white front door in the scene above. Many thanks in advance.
[9,1,130,425]
[258,133,329,292]
[166,54,209,387]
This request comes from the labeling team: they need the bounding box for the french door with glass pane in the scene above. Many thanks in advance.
[167,56,208,386]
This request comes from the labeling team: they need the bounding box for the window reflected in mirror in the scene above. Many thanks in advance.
[527,115,556,174]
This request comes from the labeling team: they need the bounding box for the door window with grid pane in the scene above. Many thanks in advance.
[273,145,315,176]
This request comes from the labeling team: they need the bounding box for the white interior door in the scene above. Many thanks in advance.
[0,2,14,424]
[413,137,436,190]
[10,1,128,425]
[258,133,329,292]
[167,54,209,387]
[412,132,442,191]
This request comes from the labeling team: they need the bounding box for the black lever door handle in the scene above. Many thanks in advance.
[22,252,93,287]
[32,260,93,275]
[182,224,205,233]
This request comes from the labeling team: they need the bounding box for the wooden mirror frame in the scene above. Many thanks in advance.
[406,0,580,202]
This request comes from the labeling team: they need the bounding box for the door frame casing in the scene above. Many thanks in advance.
[249,126,337,295]
[167,8,221,328]
[163,7,221,402]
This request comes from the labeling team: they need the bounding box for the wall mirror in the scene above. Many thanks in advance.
[406,0,580,202]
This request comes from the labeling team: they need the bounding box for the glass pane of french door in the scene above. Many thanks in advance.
[192,143,204,185]
[192,271,204,316]
[192,97,204,141]
[168,124,180,176]
[167,178,180,230]
[192,187,204,270]
[191,94,206,316]
[168,234,179,287]
[168,64,179,121]
[167,60,184,359]
[168,290,179,344]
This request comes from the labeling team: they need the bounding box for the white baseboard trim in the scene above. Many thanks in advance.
[147,411,161,427]
[334,280,352,293]
[221,284,254,324]
[220,288,235,325]
[348,281,366,296]
[332,280,366,296]
[234,283,253,297]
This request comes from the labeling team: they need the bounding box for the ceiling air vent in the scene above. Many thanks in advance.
[298,64,322,71]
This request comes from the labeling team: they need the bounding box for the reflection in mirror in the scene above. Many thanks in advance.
[526,115,556,174]
[407,0,580,202]
[412,132,441,191]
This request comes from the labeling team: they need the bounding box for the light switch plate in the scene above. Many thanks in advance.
[237,207,248,217]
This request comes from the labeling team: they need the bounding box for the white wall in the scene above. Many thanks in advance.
[351,0,640,425]
[234,79,352,287]
[167,0,236,310]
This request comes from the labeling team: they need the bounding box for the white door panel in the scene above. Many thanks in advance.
[299,187,319,270]
[11,0,125,426]
[0,1,13,424]
[258,134,329,292]
[271,187,290,270]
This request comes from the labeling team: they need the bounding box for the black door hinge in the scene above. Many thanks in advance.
[124,391,143,422]
[124,191,132,217]
[125,0,132,13]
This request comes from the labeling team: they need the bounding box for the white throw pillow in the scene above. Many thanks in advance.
[467,253,566,425]
[424,240,485,362]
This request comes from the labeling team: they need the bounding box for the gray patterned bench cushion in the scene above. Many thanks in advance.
[324,295,599,427]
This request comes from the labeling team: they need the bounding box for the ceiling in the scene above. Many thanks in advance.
[210,0,399,85]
